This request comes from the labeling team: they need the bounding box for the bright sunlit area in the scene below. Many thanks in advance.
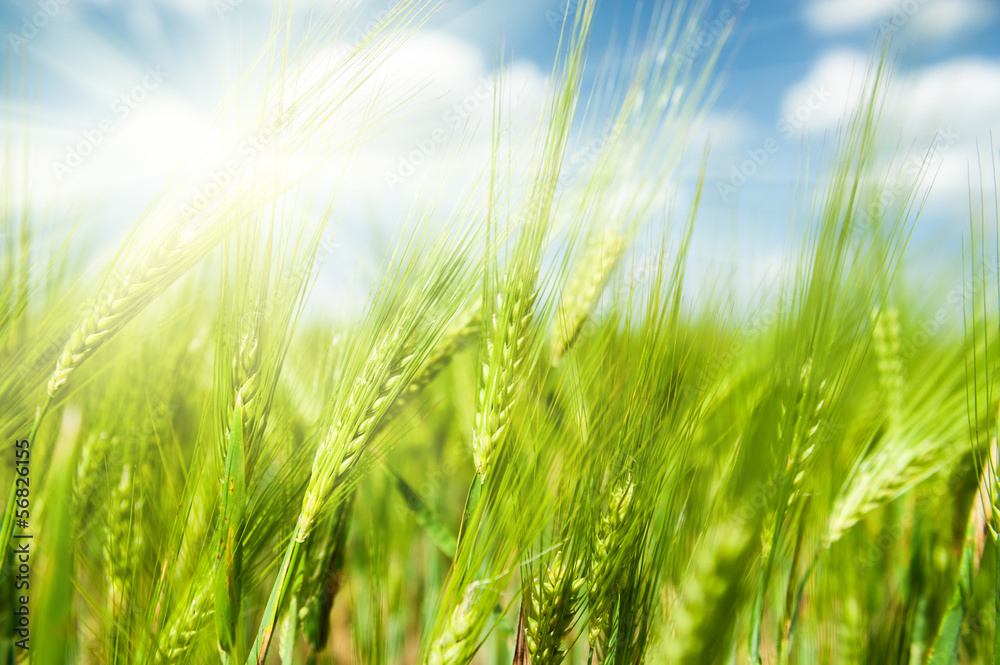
[3,0,1000,663]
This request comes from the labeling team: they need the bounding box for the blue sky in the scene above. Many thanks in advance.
[3,0,999,310]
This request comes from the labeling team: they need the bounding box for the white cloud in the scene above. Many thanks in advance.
[780,49,1000,211]
[781,50,1000,138]
[778,49,869,136]
[909,0,998,39]
[15,17,552,262]
[337,30,549,200]
[28,93,208,207]
[806,0,898,32]
[805,0,996,38]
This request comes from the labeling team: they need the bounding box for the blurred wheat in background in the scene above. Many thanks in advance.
[3,0,1000,663]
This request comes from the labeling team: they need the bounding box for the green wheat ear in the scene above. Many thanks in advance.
[425,584,486,665]
[299,492,354,655]
[104,460,141,643]
[872,305,904,431]
[74,431,114,533]
[588,476,636,653]
[659,521,757,664]
[524,550,585,665]
[473,265,540,479]
[381,305,481,427]
[553,227,625,360]
[47,220,228,400]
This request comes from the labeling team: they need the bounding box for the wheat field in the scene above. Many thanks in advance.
[2,1,1000,664]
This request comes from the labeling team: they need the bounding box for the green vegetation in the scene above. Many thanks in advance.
[2,1,1000,663]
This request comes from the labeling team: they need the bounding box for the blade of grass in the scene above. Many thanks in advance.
[388,466,456,559]
[215,399,247,663]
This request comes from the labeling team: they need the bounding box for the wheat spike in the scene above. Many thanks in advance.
[297,326,416,542]
[553,228,624,359]
[105,463,142,623]
[47,225,196,397]
[233,323,261,419]
[74,431,114,533]
[525,550,584,665]
[588,477,636,650]
[473,268,538,479]
[334,328,414,477]
[426,585,484,665]
[217,319,263,467]
[155,585,213,664]
[872,306,903,431]
[660,522,756,664]
[299,492,354,652]
[380,307,481,429]
[827,443,942,545]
